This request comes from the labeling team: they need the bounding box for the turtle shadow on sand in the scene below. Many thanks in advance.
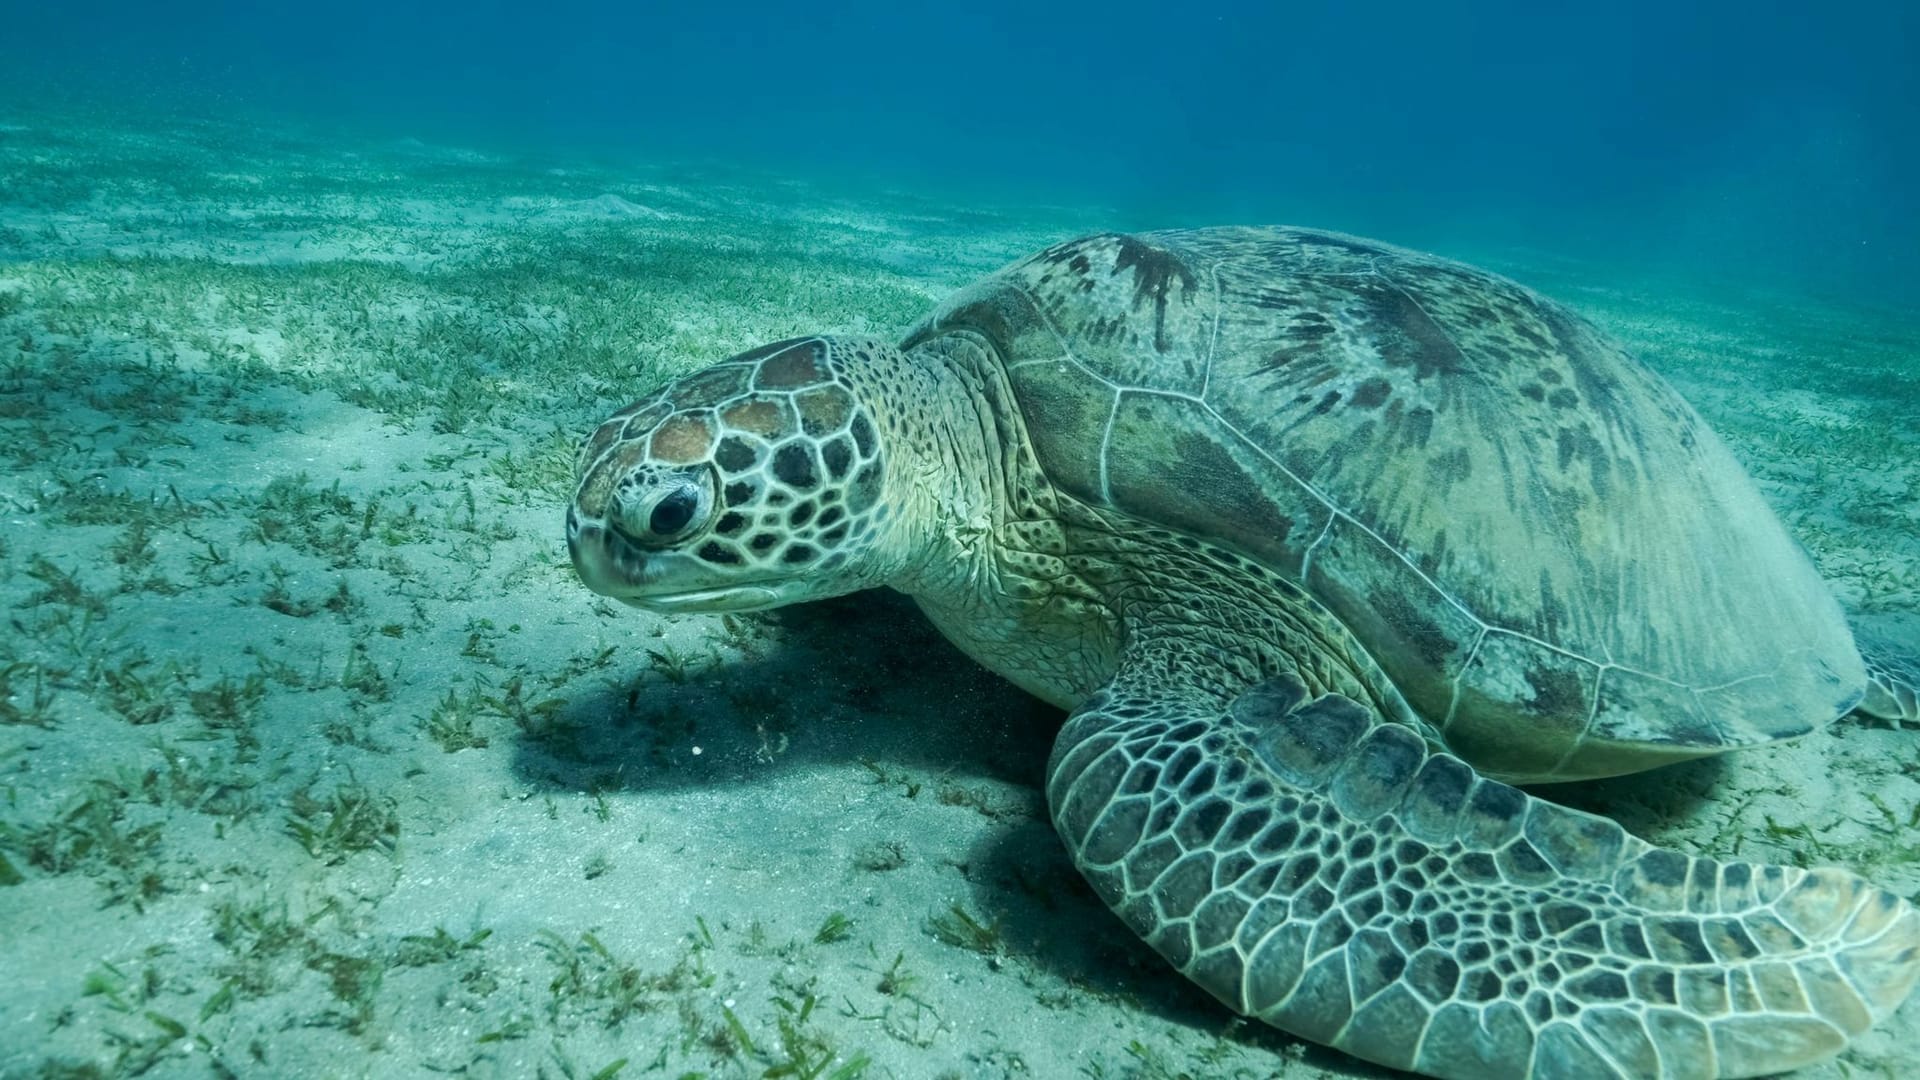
[506,590,1060,795]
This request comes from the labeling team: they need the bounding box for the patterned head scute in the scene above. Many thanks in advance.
[568,338,890,610]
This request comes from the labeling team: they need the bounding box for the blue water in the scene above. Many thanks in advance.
[5,0,1917,299]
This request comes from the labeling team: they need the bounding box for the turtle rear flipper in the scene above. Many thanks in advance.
[1047,669,1920,1079]
[1855,630,1919,725]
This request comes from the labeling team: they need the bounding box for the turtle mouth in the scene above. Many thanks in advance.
[569,518,790,613]
[620,584,784,613]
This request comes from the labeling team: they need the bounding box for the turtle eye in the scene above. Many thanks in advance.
[609,469,716,549]
[649,483,702,537]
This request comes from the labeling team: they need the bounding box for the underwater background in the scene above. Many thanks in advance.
[9,0,1920,302]
[1,2,1917,1078]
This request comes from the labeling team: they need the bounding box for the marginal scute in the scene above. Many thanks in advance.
[1448,631,1598,779]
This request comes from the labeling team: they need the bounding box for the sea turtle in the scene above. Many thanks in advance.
[566,227,1920,1078]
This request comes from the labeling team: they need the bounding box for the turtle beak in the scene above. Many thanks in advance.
[566,507,791,613]
[567,512,641,597]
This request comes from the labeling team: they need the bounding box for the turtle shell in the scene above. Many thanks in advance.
[902,227,1866,781]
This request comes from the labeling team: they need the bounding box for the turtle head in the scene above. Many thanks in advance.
[568,337,919,613]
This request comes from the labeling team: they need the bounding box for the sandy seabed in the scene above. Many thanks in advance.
[1,108,1917,1080]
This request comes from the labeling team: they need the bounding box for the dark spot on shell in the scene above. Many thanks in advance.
[1547,388,1579,409]
[1519,384,1547,402]
[1427,448,1471,486]
[1375,590,1458,668]
[1358,278,1467,381]
[1297,230,1389,258]
[1526,665,1585,716]
[1111,234,1199,353]
[1556,429,1580,471]
[1350,377,1392,408]
[1401,406,1435,448]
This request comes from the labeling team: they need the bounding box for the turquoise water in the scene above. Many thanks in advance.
[6,1,1916,302]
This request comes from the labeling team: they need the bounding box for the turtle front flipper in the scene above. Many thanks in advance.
[1047,671,1920,1079]
[1855,631,1919,725]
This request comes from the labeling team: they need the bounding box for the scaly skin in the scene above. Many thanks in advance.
[1857,631,1920,725]
[1042,510,1920,1078]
